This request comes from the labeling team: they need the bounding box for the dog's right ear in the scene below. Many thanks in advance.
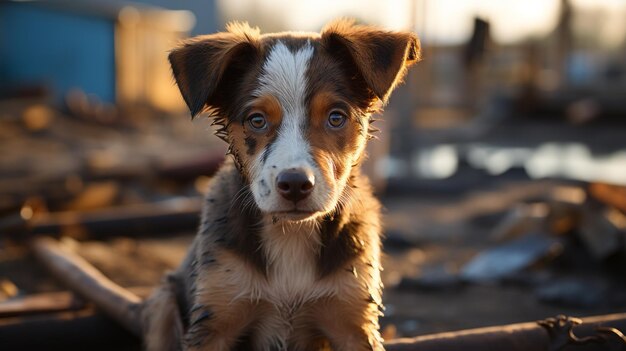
[322,19,421,104]
[169,22,261,118]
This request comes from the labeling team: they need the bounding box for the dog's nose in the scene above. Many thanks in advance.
[276,169,315,203]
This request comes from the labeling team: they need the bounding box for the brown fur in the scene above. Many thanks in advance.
[321,19,421,103]
[142,19,420,351]
[142,276,186,351]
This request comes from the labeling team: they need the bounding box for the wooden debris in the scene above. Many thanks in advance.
[31,237,143,336]
[460,234,563,282]
[544,201,582,236]
[0,279,19,300]
[492,199,584,242]
[63,181,120,211]
[491,203,548,241]
[578,207,624,260]
[14,219,626,350]
[22,104,55,131]
[155,153,224,182]
[0,291,85,318]
[0,286,153,319]
[4,198,201,240]
[589,183,626,215]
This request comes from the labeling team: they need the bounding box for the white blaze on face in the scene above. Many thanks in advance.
[249,41,331,215]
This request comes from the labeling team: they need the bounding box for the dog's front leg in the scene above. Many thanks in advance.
[324,326,384,351]
[142,276,185,351]
[184,300,256,351]
[313,298,384,351]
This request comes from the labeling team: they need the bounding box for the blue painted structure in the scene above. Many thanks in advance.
[0,1,216,104]
[0,2,116,102]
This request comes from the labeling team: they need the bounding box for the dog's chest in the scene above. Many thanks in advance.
[260,223,330,307]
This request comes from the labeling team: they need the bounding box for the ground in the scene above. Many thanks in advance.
[1,98,625,345]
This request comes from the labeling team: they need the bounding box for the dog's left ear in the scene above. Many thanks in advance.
[322,19,421,104]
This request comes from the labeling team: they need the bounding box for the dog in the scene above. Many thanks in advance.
[141,19,421,351]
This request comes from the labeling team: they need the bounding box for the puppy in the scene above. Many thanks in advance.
[142,19,420,351]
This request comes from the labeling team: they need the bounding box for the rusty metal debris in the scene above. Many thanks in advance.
[385,314,626,351]
[538,314,626,351]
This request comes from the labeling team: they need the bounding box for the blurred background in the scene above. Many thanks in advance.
[1,0,626,349]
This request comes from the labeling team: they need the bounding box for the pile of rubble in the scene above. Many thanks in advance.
[397,182,626,309]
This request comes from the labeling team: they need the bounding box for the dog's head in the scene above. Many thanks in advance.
[169,19,420,221]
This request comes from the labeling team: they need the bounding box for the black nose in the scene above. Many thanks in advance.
[276,169,315,203]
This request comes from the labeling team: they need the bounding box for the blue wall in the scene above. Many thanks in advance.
[0,3,116,102]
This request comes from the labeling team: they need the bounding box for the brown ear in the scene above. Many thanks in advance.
[168,22,260,117]
[321,19,421,103]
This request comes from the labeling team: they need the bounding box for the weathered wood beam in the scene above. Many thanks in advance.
[4,198,201,240]
[0,291,85,318]
[0,287,153,319]
[31,237,143,336]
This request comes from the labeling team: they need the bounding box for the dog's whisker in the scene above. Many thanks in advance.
[229,186,248,206]
[228,185,252,213]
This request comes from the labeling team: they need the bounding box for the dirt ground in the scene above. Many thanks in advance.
[1,99,625,344]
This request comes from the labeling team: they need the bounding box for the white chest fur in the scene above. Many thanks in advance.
[259,221,334,308]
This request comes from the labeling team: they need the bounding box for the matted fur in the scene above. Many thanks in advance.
[141,19,420,351]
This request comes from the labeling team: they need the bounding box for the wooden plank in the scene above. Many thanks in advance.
[0,291,85,318]
[3,198,201,240]
[31,237,143,336]
[0,287,152,319]
[30,198,201,237]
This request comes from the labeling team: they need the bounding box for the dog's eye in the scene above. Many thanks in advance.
[327,112,347,128]
[248,113,267,130]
